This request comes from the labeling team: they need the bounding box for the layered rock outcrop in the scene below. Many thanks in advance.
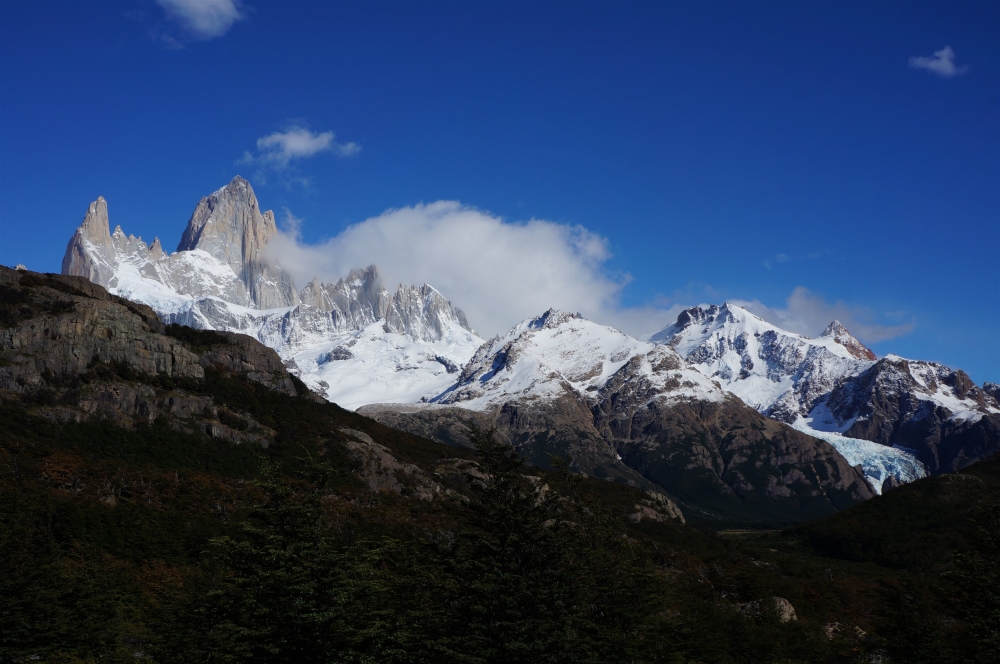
[0,267,299,395]
[1,269,203,391]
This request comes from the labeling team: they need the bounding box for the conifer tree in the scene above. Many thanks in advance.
[207,460,345,663]
[444,426,588,663]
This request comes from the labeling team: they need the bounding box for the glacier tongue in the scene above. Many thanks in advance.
[653,303,1000,486]
[59,178,997,492]
[790,421,927,494]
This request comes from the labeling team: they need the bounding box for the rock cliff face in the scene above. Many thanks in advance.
[62,197,118,286]
[296,265,474,342]
[651,303,1000,481]
[0,266,299,392]
[0,265,476,503]
[826,355,1000,473]
[1,268,204,391]
[177,176,299,309]
[62,176,296,310]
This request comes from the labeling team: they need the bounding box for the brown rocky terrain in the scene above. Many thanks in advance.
[363,384,875,526]
[827,355,1000,473]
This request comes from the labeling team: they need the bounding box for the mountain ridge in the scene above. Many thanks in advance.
[55,177,999,499]
[60,177,482,408]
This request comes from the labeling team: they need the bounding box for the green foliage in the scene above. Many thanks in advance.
[788,455,1000,569]
[205,461,348,662]
[950,504,1000,663]
[443,427,589,662]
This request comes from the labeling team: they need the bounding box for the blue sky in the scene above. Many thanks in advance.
[0,0,997,382]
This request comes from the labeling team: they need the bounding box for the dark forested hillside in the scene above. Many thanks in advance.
[1,268,996,663]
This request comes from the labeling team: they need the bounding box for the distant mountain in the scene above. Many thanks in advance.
[58,178,999,503]
[365,309,875,525]
[61,176,482,408]
[651,303,1000,480]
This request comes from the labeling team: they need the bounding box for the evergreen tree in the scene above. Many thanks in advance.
[206,460,347,663]
[443,426,589,663]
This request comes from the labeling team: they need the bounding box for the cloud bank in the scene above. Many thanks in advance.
[264,201,680,337]
[909,46,969,78]
[263,201,913,345]
[732,287,915,344]
[155,0,244,40]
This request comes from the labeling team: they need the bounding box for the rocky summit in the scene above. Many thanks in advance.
[60,176,482,408]
[651,303,1000,486]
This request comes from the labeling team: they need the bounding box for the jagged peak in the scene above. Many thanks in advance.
[62,196,116,282]
[78,197,111,237]
[149,237,165,259]
[177,176,270,253]
[210,174,253,198]
[672,304,721,329]
[821,320,849,337]
[528,308,583,330]
[820,320,876,361]
[345,264,381,283]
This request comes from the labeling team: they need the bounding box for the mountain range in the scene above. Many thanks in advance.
[58,176,1000,522]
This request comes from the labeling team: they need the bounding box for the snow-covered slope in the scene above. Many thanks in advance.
[366,309,877,515]
[61,177,483,408]
[431,309,723,411]
[652,303,1000,485]
[650,303,875,420]
[60,178,998,491]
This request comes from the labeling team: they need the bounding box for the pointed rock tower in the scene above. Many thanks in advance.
[176,176,300,309]
[62,196,116,285]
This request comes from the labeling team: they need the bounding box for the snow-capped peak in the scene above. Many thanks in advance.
[651,302,874,419]
[61,179,486,412]
[431,308,722,410]
[820,320,876,361]
[528,308,585,331]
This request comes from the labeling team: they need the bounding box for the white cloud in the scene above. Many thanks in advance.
[909,46,969,78]
[156,0,244,39]
[260,203,914,345]
[732,287,915,344]
[241,126,360,181]
[264,201,677,337]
